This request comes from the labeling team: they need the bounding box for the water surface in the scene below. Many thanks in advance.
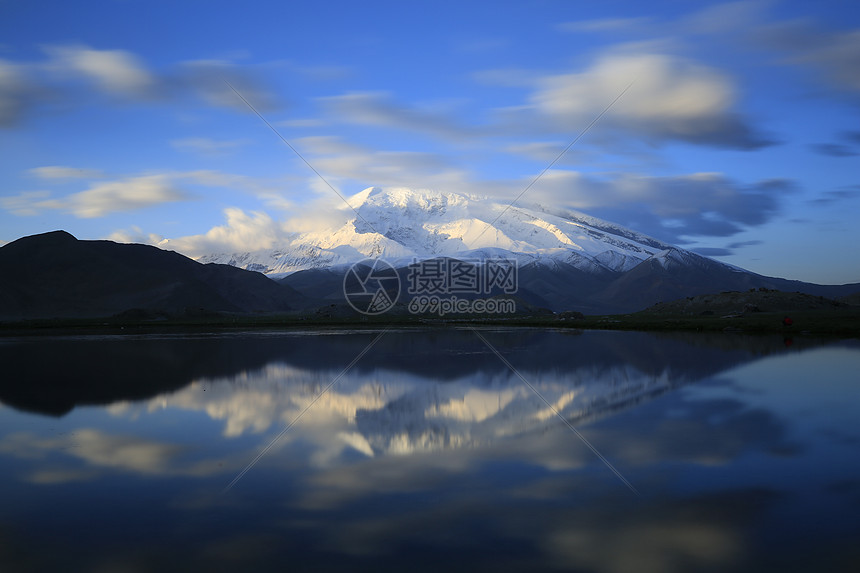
[1,328,858,572]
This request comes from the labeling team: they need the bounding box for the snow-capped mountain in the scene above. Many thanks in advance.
[197,186,677,277]
[192,186,859,313]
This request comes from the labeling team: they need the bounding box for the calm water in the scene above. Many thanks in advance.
[0,328,858,572]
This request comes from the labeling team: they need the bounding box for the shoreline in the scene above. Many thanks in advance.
[2,307,858,338]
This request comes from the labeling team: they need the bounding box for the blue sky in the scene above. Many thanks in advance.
[1,0,859,284]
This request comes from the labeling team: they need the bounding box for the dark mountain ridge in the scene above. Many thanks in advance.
[0,230,304,320]
[1,230,857,320]
[280,247,860,314]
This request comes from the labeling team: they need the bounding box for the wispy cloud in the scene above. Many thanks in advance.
[3,175,189,218]
[57,174,189,218]
[728,239,763,249]
[691,247,732,257]
[810,131,860,157]
[171,137,251,157]
[317,47,774,152]
[0,45,282,128]
[28,165,105,179]
[320,92,475,140]
[558,17,652,33]
[679,1,771,36]
[526,171,795,243]
[0,190,54,216]
[692,238,763,258]
[44,44,157,98]
[295,136,472,191]
[809,186,860,206]
[176,58,280,112]
[0,59,44,127]
[763,22,860,97]
[4,169,283,219]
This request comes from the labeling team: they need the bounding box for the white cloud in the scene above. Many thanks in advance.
[106,225,167,246]
[0,190,54,216]
[28,165,104,179]
[166,207,287,256]
[536,54,732,122]
[65,175,190,218]
[3,169,285,220]
[528,52,772,149]
[281,193,352,234]
[45,44,156,97]
[1,175,190,218]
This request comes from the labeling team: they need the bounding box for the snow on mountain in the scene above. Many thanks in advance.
[198,186,680,277]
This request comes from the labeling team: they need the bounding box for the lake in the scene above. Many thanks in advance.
[1,328,858,572]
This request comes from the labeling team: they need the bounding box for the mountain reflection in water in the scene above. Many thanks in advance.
[0,328,858,572]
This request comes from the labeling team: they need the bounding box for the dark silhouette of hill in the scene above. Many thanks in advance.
[643,288,853,316]
[594,249,860,313]
[0,230,304,320]
[2,231,857,319]
[839,291,860,306]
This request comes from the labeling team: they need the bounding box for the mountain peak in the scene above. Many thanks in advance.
[16,229,77,244]
[200,186,707,279]
[350,186,470,211]
[0,230,298,320]
[347,186,384,208]
[1,230,78,256]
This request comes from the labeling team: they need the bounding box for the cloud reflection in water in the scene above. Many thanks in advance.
[0,330,857,571]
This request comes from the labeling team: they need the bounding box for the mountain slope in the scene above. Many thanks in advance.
[258,187,860,313]
[197,187,676,277]
[6,187,857,319]
[593,248,860,313]
[0,230,303,320]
